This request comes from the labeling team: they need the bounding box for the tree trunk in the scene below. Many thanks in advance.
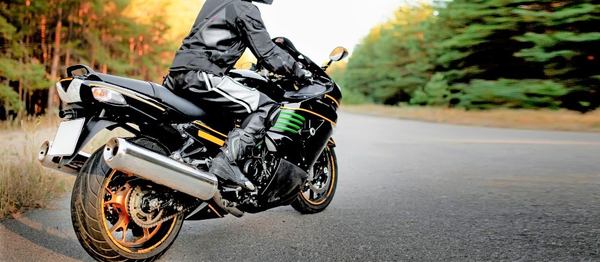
[65,19,73,67]
[129,37,135,67]
[47,8,63,111]
[65,48,71,67]
[18,78,23,117]
[40,15,48,64]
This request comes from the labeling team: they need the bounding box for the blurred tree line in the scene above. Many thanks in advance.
[0,0,174,119]
[341,0,600,112]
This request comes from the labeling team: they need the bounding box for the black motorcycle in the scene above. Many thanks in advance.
[39,37,347,261]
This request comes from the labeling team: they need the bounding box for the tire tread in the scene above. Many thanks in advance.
[71,142,182,261]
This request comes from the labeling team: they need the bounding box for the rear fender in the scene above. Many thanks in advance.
[60,117,121,165]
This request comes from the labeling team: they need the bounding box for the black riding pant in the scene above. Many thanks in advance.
[164,70,276,136]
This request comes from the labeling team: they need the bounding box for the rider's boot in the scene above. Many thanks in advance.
[210,129,257,191]
[209,104,277,191]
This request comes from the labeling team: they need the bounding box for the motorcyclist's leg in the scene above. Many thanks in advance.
[218,96,276,163]
[240,95,277,135]
[168,71,275,190]
[210,95,276,191]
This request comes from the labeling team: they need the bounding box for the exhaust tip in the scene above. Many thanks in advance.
[104,138,120,162]
[38,141,50,162]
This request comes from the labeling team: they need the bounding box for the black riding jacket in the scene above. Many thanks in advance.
[170,0,303,78]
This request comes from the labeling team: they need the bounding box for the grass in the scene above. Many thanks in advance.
[0,115,134,219]
[343,104,600,133]
[0,116,73,219]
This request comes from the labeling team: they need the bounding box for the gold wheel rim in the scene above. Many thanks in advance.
[300,149,336,206]
[100,170,177,254]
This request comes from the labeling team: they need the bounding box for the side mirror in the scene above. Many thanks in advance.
[329,47,349,62]
[323,47,349,71]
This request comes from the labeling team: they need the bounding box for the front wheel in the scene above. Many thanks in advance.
[71,139,184,261]
[291,146,338,214]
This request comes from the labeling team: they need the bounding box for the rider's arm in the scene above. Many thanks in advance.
[235,2,306,79]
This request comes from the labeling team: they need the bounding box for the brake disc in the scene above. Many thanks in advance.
[309,166,329,194]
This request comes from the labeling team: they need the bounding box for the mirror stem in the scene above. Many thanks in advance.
[323,60,333,71]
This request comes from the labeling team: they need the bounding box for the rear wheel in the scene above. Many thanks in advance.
[291,146,338,214]
[71,138,184,261]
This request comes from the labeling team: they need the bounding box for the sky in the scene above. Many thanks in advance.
[159,0,426,62]
[261,0,418,62]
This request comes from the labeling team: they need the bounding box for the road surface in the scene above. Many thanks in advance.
[1,113,599,261]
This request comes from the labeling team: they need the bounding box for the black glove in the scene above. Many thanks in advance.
[293,62,313,84]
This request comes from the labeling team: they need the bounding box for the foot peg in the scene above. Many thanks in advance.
[243,181,256,191]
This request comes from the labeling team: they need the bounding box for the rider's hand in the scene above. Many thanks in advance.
[301,68,313,79]
[293,62,313,86]
[299,69,313,82]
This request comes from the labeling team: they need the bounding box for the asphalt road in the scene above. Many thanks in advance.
[1,112,599,261]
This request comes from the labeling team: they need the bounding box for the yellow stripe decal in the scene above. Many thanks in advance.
[325,95,340,107]
[193,121,227,138]
[281,107,337,126]
[198,130,225,146]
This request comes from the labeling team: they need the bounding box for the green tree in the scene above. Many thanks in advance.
[343,5,433,105]
[0,0,175,118]
[513,2,600,111]
[344,0,600,111]
[412,0,599,111]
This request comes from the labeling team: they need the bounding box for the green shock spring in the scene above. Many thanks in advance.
[271,109,306,134]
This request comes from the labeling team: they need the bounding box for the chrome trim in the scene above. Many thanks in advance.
[38,140,88,175]
[103,138,218,201]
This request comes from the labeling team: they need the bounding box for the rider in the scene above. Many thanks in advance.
[164,0,310,191]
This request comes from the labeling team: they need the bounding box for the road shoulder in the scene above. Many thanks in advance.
[342,104,600,133]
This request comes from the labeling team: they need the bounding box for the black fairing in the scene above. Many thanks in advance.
[272,37,343,103]
[240,159,307,213]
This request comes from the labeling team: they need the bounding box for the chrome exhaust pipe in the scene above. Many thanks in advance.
[38,140,87,175]
[103,138,218,201]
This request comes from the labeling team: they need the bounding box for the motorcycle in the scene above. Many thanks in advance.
[38,37,347,261]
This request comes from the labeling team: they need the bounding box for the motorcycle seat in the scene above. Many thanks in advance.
[150,83,207,118]
[92,73,206,119]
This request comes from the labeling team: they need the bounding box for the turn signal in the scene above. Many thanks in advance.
[92,87,127,105]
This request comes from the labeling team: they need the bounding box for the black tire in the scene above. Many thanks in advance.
[71,139,184,262]
[291,146,338,214]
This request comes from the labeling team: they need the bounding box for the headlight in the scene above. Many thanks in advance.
[91,87,127,105]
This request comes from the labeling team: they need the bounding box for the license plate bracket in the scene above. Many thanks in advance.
[47,118,86,157]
